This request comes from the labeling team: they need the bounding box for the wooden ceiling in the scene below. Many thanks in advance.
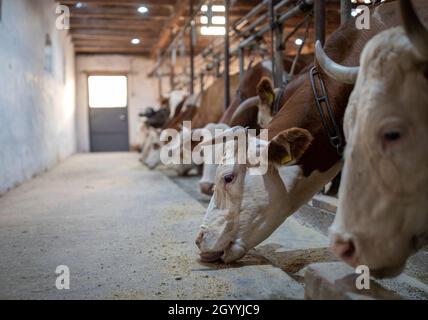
[57,0,376,58]
[59,0,263,56]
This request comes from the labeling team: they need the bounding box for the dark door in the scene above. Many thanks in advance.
[88,75,129,152]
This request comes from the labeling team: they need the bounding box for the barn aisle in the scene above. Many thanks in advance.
[1,153,427,300]
[0,152,313,299]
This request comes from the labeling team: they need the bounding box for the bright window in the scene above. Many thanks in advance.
[88,76,127,108]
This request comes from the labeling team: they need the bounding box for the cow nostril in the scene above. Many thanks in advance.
[342,240,355,258]
[195,231,204,249]
[200,183,214,195]
[331,236,357,264]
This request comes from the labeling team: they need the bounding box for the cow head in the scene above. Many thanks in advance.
[319,0,428,277]
[196,123,231,195]
[197,78,280,196]
[143,130,163,170]
[229,78,279,129]
[195,126,325,263]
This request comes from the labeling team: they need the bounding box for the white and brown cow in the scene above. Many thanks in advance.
[195,0,428,264]
[198,58,313,196]
[321,0,428,278]
[143,74,240,174]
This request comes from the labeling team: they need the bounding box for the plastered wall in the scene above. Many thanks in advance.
[0,0,76,194]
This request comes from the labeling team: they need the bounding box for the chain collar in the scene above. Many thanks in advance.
[309,66,345,156]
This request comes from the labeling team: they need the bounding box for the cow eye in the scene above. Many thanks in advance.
[383,131,401,142]
[224,173,235,184]
[153,143,161,150]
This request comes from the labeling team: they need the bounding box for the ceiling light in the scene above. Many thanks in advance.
[138,5,149,14]
[200,16,226,25]
[200,26,226,36]
[131,38,141,45]
[201,5,225,12]
[295,38,303,46]
[75,2,85,9]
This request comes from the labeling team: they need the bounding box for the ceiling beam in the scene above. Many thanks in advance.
[150,0,189,59]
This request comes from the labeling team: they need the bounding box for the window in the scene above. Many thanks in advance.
[200,4,226,36]
[88,76,128,108]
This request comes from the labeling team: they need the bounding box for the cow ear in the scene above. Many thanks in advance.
[257,77,275,111]
[268,128,313,166]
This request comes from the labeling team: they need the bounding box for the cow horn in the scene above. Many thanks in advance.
[230,97,260,125]
[400,0,428,61]
[197,126,247,148]
[315,41,359,84]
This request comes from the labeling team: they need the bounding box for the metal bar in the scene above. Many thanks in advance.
[238,0,313,51]
[233,0,269,30]
[238,46,245,81]
[147,0,205,77]
[158,73,163,99]
[207,0,213,26]
[315,0,326,45]
[235,0,292,38]
[269,0,276,85]
[200,72,204,92]
[196,0,313,82]
[196,0,293,70]
[277,0,313,24]
[170,64,175,90]
[224,0,231,109]
[189,0,195,94]
[340,0,352,25]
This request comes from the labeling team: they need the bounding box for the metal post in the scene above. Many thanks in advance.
[238,46,245,81]
[200,72,204,92]
[189,0,195,94]
[170,64,175,91]
[315,0,326,46]
[224,0,231,109]
[340,0,352,25]
[158,73,163,99]
[269,0,276,85]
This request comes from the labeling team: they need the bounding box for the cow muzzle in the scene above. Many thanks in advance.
[200,182,214,195]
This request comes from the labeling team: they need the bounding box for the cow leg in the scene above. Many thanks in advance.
[323,171,342,197]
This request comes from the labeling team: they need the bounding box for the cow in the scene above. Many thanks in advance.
[143,94,199,169]
[140,108,170,129]
[198,58,313,195]
[139,93,190,164]
[143,74,241,173]
[321,0,428,278]
[195,0,426,264]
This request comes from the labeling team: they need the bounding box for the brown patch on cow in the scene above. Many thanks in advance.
[257,77,275,110]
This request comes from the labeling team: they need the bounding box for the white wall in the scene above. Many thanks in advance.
[76,55,162,151]
[0,0,76,194]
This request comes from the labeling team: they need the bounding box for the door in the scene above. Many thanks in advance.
[88,75,129,152]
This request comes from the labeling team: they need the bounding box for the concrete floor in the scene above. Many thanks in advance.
[0,153,332,299]
[1,153,426,300]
